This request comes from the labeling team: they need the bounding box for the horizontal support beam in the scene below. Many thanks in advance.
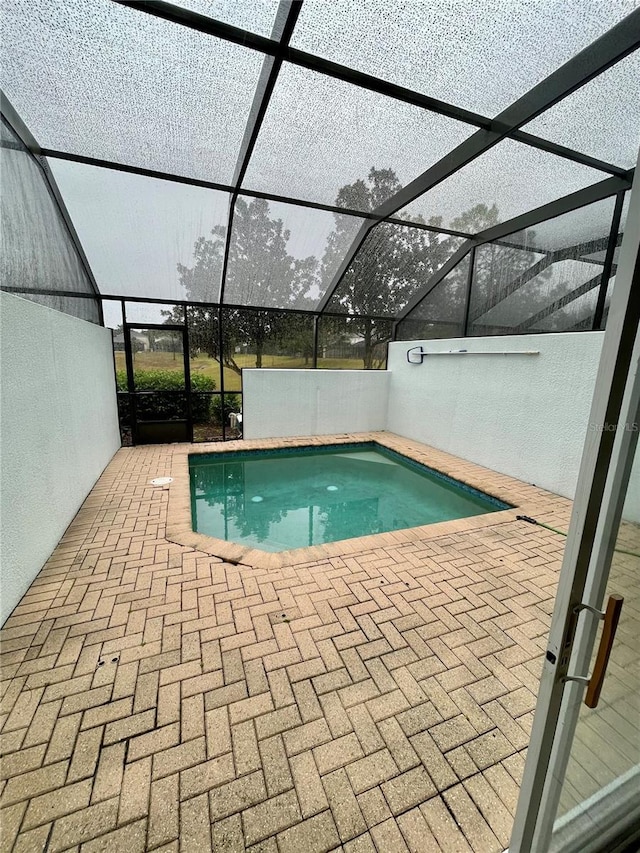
[0,286,395,324]
[473,174,632,246]
[39,148,473,240]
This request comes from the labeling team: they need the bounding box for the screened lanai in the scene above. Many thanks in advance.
[1,4,640,853]
[1,0,639,441]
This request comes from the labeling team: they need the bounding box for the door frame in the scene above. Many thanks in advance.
[123,322,193,445]
[509,155,640,851]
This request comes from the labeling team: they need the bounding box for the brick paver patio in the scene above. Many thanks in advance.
[0,432,575,852]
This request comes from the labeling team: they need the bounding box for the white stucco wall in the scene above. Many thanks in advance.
[0,293,121,624]
[386,332,639,521]
[242,369,389,439]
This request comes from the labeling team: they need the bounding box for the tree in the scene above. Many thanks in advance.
[174,167,578,371]
[173,197,318,373]
[319,168,461,366]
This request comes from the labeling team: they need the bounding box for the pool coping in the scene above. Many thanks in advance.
[164,431,545,570]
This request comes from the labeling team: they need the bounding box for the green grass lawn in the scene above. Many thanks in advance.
[115,350,382,392]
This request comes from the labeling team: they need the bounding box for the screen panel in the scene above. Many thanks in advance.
[398,138,608,230]
[530,281,602,332]
[290,0,637,115]
[176,0,281,36]
[2,0,265,183]
[186,306,223,392]
[498,197,617,254]
[396,256,471,341]
[125,302,183,326]
[318,316,392,369]
[523,51,640,170]
[468,198,615,335]
[242,62,472,208]
[220,308,315,386]
[222,196,363,310]
[1,120,99,323]
[325,222,465,317]
[49,159,230,302]
[475,259,602,334]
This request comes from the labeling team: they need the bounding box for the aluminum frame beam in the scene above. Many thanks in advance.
[39,148,473,241]
[592,191,626,329]
[217,0,302,306]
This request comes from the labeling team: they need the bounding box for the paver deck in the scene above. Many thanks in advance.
[1,431,632,852]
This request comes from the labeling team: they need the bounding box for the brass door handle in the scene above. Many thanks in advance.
[585,594,624,709]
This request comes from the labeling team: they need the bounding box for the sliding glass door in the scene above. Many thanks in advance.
[510,154,640,852]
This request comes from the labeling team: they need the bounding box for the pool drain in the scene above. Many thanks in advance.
[251,496,264,502]
[326,485,338,491]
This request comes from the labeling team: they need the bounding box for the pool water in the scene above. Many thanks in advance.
[189,444,509,553]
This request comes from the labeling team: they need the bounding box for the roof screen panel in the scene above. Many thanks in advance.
[497,197,616,254]
[2,0,264,183]
[241,62,473,208]
[48,159,230,302]
[176,0,281,36]
[523,51,640,169]
[290,0,638,115]
[222,196,364,310]
[398,139,608,232]
[325,224,465,317]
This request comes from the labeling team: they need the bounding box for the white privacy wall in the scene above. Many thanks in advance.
[242,369,389,439]
[0,293,121,624]
[387,332,640,521]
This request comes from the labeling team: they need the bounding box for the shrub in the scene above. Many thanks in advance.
[116,369,216,423]
[211,393,241,427]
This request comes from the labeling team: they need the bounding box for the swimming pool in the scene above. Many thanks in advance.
[189,442,510,553]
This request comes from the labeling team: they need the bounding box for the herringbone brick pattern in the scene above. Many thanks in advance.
[0,434,571,852]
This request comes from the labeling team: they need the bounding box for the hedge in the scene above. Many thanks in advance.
[116,369,239,427]
[116,369,216,423]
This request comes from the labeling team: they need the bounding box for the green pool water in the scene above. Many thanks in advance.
[189,443,509,553]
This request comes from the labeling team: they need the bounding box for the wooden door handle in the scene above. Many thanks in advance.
[585,594,624,709]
